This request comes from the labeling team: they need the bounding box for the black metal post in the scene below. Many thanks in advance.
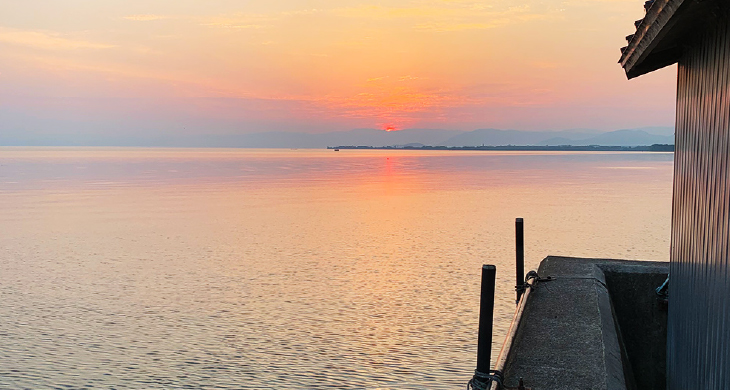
[476,264,496,375]
[515,218,525,303]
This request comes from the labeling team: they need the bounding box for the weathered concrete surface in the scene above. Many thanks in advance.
[500,256,668,390]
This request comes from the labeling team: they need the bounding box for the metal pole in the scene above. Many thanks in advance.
[515,218,525,303]
[476,264,496,375]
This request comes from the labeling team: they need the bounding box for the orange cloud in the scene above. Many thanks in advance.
[0,27,115,50]
[200,14,275,29]
[123,14,173,21]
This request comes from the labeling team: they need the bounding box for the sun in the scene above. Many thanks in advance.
[384,125,397,132]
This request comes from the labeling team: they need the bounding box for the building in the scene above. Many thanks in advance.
[620,1,730,388]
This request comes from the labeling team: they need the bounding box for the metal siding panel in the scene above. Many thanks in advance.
[668,17,730,390]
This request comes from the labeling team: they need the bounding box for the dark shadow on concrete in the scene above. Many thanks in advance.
[604,271,668,390]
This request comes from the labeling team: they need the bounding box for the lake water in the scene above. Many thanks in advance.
[0,148,673,389]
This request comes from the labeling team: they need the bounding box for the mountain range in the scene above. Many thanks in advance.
[198,127,674,148]
[0,127,674,148]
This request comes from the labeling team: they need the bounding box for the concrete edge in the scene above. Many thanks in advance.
[501,256,670,389]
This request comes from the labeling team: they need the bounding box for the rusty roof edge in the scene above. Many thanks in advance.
[619,0,685,78]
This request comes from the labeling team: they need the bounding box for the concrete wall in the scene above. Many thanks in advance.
[669,13,730,389]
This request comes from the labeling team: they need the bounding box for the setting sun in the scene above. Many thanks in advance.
[0,0,703,388]
[0,0,676,142]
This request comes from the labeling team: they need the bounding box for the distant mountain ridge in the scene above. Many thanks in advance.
[217,129,463,149]
[203,127,673,148]
[0,127,674,148]
[439,128,673,147]
[538,129,674,147]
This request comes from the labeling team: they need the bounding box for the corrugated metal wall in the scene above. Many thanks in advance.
[668,14,730,390]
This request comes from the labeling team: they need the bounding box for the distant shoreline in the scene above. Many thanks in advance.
[327,144,675,152]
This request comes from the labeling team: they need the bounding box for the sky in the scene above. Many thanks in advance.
[0,0,678,143]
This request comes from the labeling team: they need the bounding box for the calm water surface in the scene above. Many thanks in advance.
[0,148,673,389]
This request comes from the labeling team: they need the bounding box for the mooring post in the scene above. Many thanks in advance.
[515,218,525,304]
[476,264,496,376]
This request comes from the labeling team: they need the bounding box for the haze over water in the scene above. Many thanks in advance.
[0,148,673,389]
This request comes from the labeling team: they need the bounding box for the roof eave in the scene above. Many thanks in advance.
[619,0,685,79]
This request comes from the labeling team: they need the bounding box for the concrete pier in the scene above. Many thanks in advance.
[500,256,668,390]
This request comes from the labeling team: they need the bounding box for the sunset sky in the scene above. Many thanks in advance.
[0,0,677,142]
